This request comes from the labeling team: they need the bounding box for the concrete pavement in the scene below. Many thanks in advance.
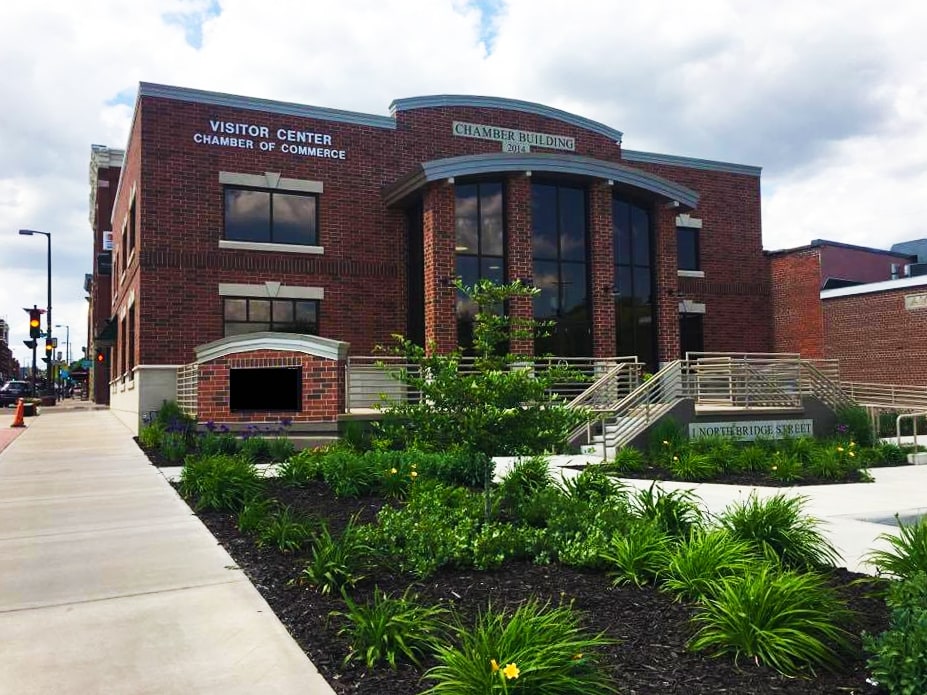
[0,404,334,695]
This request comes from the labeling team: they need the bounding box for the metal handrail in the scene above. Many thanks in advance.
[896,411,927,450]
[567,360,643,411]
[840,381,927,410]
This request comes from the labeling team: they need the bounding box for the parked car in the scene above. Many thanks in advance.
[0,380,32,407]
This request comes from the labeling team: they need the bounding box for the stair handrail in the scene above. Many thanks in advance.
[567,360,642,411]
[801,361,855,411]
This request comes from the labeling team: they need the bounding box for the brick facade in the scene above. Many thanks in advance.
[101,84,771,423]
[768,249,825,357]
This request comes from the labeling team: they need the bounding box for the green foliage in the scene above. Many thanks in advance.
[334,586,449,669]
[197,431,239,456]
[422,599,617,695]
[630,483,704,540]
[239,435,270,462]
[159,432,190,463]
[413,448,494,488]
[470,523,547,570]
[179,453,264,511]
[666,449,718,482]
[648,418,686,464]
[277,447,325,487]
[835,404,875,447]
[319,449,380,498]
[689,565,852,676]
[608,446,645,473]
[719,493,840,570]
[256,505,316,553]
[695,436,741,473]
[154,400,196,429]
[873,442,908,466]
[495,456,555,520]
[864,572,927,694]
[302,515,371,595]
[375,279,588,457]
[364,482,485,577]
[866,515,927,579]
[236,497,277,534]
[735,443,768,473]
[601,520,673,588]
[661,529,756,603]
[138,421,165,449]
[558,467,622,503]
[768,451,803,483]
[265,436,296,462]
[340,419,374,453]
[543,495,634,569]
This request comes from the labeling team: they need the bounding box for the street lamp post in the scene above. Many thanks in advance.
[19,229,52,399]
[56,323,70,398]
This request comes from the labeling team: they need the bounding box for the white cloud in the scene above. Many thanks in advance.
[2,0,927,367]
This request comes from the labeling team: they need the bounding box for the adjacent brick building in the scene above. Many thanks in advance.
[93,83,771,432]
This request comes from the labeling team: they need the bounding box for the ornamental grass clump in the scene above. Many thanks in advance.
[334,586,450,669]
[661,528,756,603]
[689,565,853,677]
[607,446,645,474]
[276,447,325,487]
[423,599,616,694]
[719,493,840,570]
[866,514,927,579]
[302,515,372,595]
[179,453,264,511]
[629,482,704,540]
[666,448,717,482]
[601,519,673,588]
[256,504,317,553]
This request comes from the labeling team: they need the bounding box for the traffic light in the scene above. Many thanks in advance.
[29,309,41,339]
[95,350,106,364]
[45,338,53,355]
[23,340,36,350]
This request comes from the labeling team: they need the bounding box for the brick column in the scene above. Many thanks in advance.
[422,182,457,355]
[654,204,680,364]
[589,182,616,358]
[506,175,533,355]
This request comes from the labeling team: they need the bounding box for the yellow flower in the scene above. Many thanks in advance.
[410,471,418,478]
[662,440,670,446]
[771,465,778,471]
[490,659,500,673]
[836,446,844,453]
[673,455,679,461]
[850,441,856,447]
[572,653,583,660]
[503,663,520,680]
[849,451,855,457]
[390,468,398,475]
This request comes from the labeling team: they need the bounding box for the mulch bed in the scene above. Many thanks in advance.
[175,476,889,695]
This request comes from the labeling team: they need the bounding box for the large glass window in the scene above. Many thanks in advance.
[677,226,700,271]
[532,183,590,356]
[224,188,318,245]
[614,198,654,368]
[223,297,319,337]
[455,182,504,350]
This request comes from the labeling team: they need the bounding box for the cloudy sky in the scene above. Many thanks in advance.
[2,0,926,369]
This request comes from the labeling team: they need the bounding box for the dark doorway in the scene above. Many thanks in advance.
[679,313,704,358]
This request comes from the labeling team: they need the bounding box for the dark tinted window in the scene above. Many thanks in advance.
[677,227,700,271]
[224,188,317,245]
[223,298,318,337]
[613,197,654,368]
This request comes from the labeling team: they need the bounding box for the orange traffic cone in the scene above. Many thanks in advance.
[10,398,26,428]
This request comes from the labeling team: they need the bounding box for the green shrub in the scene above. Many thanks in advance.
[630,483,704,540]
[179,453,264,511]
[470,523,546,570]
[239,435,270,462]
[661,529,756,603]
[666,449,717,482]
[256,505,316,553]
[277,447,325,487]
[608,446,645,473]
[495,456,554,519]
[544,495,634,569]
[873,442,907,466]
[719,493,839,570]
[154,400,196,430]
[159,432,190,463]
[138,421,165,449]
[236,497,277,534]
[835,404,875,447]
[735,443,768,473]
[778,436,818,467]
[690,565,852,676]
[265,436,295,462]
[601,520,673,588]
[648,417,686,464]
[334,586,449,669]
[320,449,380,498]
[302,515,371,595]
[558,467,623,502]
[197,430,239,456]
[768,451,803,483]
[866,515,927,579]
[413,448,494,488]
[864,572,927,694]
[422,599,616,695]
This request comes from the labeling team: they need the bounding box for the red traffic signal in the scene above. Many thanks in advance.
[95,350,106,364]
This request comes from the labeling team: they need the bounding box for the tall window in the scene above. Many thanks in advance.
[532,183,590,356]
[224,188,318,245]
[223,298,319,337]
[614,197,654,368]
[679,313,704,358]
[127,304,136,377]
[455,182,504,350]
[677,226,700,271]
[127,198,137,256]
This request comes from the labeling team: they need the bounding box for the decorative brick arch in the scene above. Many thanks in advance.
[194,332,350,424]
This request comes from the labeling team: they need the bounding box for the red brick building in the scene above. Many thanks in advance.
[95,83,769,432]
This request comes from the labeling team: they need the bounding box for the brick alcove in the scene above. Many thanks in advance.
[194,332,350,424]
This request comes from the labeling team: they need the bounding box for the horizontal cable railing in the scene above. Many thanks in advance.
[686,353,803,409]
[176,363,198,417]
[840,381,927,410]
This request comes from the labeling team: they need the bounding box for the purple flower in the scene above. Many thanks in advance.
[836,424,849,434]
[205,420,216,432]
[280,417,293,428]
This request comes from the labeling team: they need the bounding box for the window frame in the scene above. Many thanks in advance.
[677,226,700,272]
[223,186,320,247]
[222,296,320,337]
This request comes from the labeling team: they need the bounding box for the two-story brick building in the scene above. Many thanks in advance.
[92,83,769,432]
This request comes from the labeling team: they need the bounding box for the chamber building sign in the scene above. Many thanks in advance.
[193,119,347,160]
[689,419,814,441]
[452,121,576,153]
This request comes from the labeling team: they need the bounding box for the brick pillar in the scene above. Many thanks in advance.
[654,204,680,364]
[506,174,533,355]
[423,182,456,355]
[589,182,616,358]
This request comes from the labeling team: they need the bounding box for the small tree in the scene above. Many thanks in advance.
[376,279,588,457]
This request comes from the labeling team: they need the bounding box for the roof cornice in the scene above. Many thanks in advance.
[622,149,761,177]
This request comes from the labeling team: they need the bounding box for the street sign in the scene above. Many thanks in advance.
[80,359,92,369]
[60,369,70,379]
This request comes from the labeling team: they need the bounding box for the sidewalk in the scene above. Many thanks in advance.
[0,406,334,695]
